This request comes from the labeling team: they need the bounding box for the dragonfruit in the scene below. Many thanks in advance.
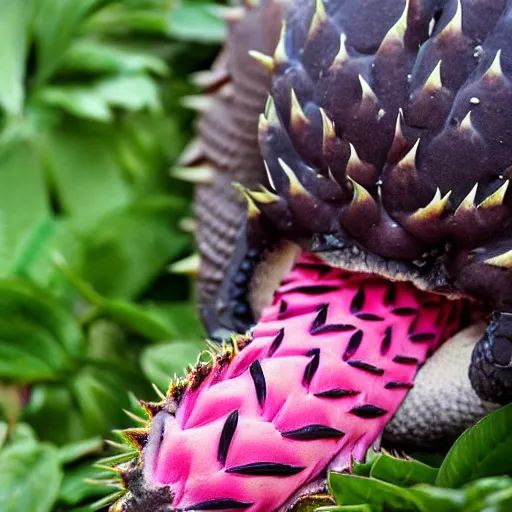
[101,0,512,510]
[107,253,461,511]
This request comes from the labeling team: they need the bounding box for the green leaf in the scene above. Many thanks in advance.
[0,0,30,116]
[141,340,205,390]
[0,442,62,512]
[328,473,420,511]
[436,402,512,488]
[370,452,438,487]
[58,436,103,465]
[169,3,226,43]
[0,138,49,275]
[42,123,131,230]
[61,39,168,76]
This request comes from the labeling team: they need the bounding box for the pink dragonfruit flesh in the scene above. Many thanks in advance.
[111,253,462,512]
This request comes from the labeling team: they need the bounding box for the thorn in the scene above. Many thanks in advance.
[181,95,213,113]
[264,95,280,127]
[410,188,451,221]
[169,253,200,276]
[387,109,407,161]
[331,33,349,69]
[171,164,214,184]
[485,249,512,269]
[274,21,288,66]
[348,176,375,206]
[483,49,504,81]
[308,0,328,37]
[122,409,147,425]
[347,143,366,177]
[358,75,378,103]
[212,6,245,23]
[377,0,409,52]
[438,0,463,39]
[264,160,277,191]
[290,88,309,130]
[423,60,443,93]
[93,464,122,473]
[458,110,474,132]
[152,382,166,400]
[233,183,261,218]
[397,139,420,170]
[248,50,274,72]
[478,180,509,209]
[319,108,336,151]
[123,428,149,449]
[105,440,131,452]
[455,183,478,214]
[139,400,163,417]
[178,138,203,166]
[250,186,281,204]
[258,113,270,135]
[278,158,308,196]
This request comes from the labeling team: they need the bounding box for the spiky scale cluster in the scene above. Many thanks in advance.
[245,0,512,309]
[109,254,461,512]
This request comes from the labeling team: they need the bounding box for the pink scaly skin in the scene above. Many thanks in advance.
[143,253,461,512]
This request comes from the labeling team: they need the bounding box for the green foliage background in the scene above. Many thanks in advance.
[0,1,223,510]
[0,1,512,512]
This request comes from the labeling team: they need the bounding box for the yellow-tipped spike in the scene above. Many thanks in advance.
[485,249,512,269]
[181,95,213,112]
[290,88,309,129]
[171,164,214,184]
[263,160,277,191]
[439,0,463,39]
[248,50,274,72]
[250,186,281,204]
[423,61,443,92]
[308,0,328,36]
[233,183,262,219]
[331,33,349,69]
[393,109,406,144]
[274,21,288,66]
[152,382,166,400]
[258,113,270,134]
[319,107,336,150]
[347,143,366,177]
[358,75,378,103]
[410,188,451,221]
[398,139,420,169]
[455,183,478,214]
[478,180,509,209]
[169,253,200,276]
[458,110,474,132]
[278,159,308,195]
[264,95,280,127]
[378,0,409,50]
[348,176,374,205]
[122,409,147,425]
[483,49,504,81]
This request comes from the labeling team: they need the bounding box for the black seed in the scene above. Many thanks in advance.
[217,410,238,466]
[267,328,285,357]
[281,424,345,440]
[422,300,439,308]
[393,355,419,365]
[310,304,328,333]
[350,286,365,314]
[384,284,397,306]
[303,349,320,386]
[381,326,392,355]
[249,361,266,407]
[385,381,414,389]
[347,361,384,375]
[183,499,253,510]
[290,285,339,294]
[278,300,288,316]
[311,324,356,335]
[392,307,418,316]
[314,388,360,398]
[343,330,363,361]
[410,333,436,342]
[226,462,305,476]
[408,315,419,334]
[350,404,388,418]
[357,313,384,321]
[296,263,332,275]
